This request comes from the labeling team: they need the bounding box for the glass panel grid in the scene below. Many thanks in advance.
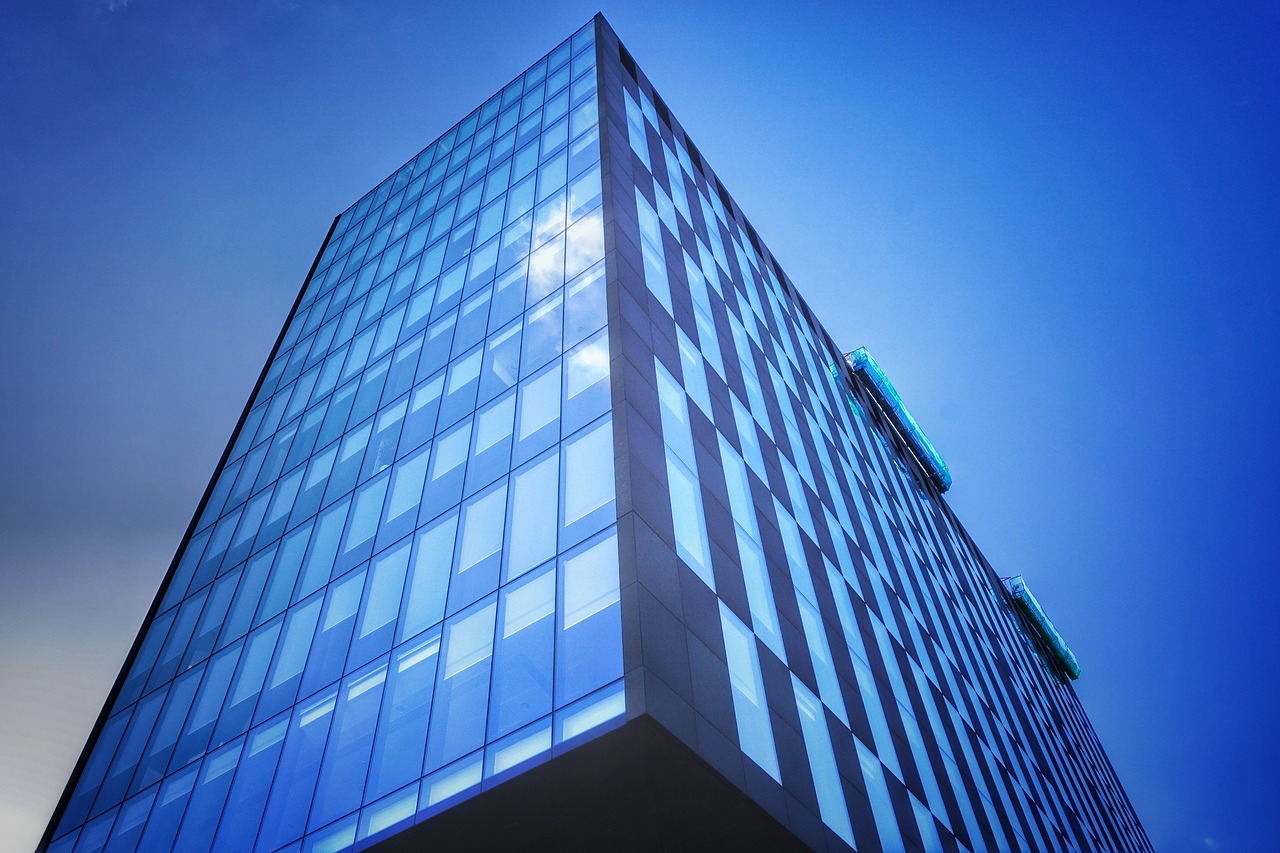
[51,21,614,853]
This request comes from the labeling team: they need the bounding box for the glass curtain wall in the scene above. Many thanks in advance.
[48,21,624,853]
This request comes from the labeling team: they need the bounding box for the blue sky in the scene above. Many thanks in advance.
[1,2,1277,851]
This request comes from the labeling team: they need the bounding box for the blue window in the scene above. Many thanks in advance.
[719,603,780,781]
[210,715,288,851]
[399,511,457,643]
[425,598,498,771]
[505,449,558,581]
[172,738,243,851]
[366,631,441,801]
[489,567,556,738]
[556,529,620,704]
[309,660,389,831]
[792,677,854,847]
[255,689,338,851]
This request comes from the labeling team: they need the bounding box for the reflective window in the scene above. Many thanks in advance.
[382,445,429,542]
[506,450,558,580]
[366,636,439,803]
[792,676,854,847]
[449,481,507,612]
[556,530,620,704]
[719,603,780,781]
[561,417,614,532]
[309,661,388,830]
[665,454,712,589]
[256,596,322,721]
[489,568,555,738]
[211,715,288,851]
[425,599,498,771]
[255,689,337,851]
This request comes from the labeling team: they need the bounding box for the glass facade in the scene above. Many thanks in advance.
[45,22,625,853]
[43,15,1150,853]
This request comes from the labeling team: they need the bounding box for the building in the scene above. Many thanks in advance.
[40,15,1150,853]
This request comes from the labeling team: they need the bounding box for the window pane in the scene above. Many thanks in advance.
[857,737,908,853]
[517,363,560,442]
[343,473,390,557]
[429,419,471,480]
[297,497,349,598]
[474,391,516,455]
[185,570,239,666]
[209,715,288,852]
[666,454,712,589]
[506,450,558,580]
[255,689,338,852]
[171,643,241,770]
[299,570,364,698]
[562,418,613,528]
[258,533,302,623]
[366,631,441,800]
[400,512,458,641]
[792,676,855,848]
[555,680,624,744]
[256,596,323,720]
[719,603,780,781]
[457,483,507,572]
[564,210,603,280]
[448,481,507,613]
[489,568,555,738]
[564,329,608,402]
[444,346,482,398]
[736,531,786,664]
[556,530,620,704]
[385,445,429,526]
[567,165,601,221]
[531,190,566,259]
[215,618,282,742]
[365,398,406,476]
[359,540,411,639]
[309,661,389,830]
[326,423,372,503]
[171,739,243,851]
[133,665,203,792]
[263,468,303,538]
[425,599,497,771]
[479,321,521,402]
[654,361,694,467]
[797,596,849,726]
[135,764,197,850]
[486,720,551,778]
[521,291,563,373]
[564,262,605,347]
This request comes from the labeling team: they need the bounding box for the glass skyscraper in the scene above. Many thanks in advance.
[41,16,1150,853]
